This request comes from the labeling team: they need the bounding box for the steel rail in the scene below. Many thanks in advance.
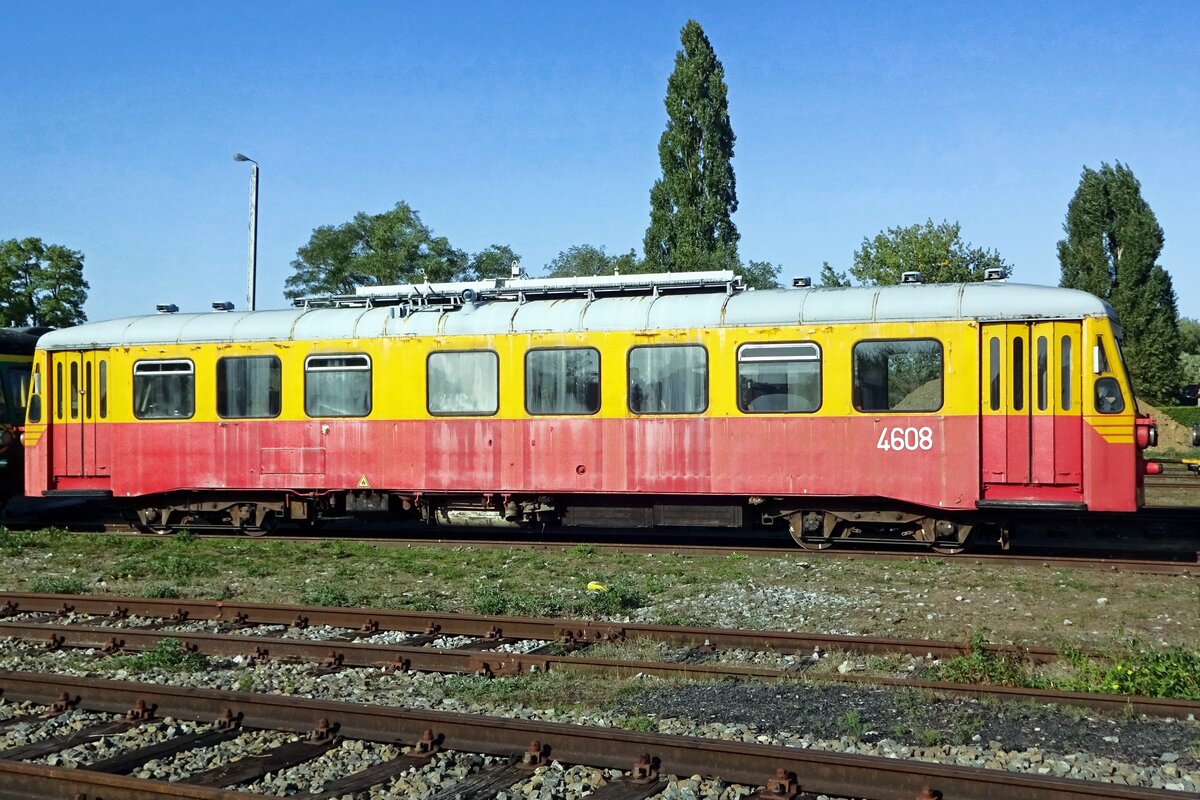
[0,670,1186,800]
[3,619,1196,721]
[0,591,1059,661]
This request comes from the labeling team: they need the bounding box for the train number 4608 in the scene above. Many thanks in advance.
[876,426,934,451]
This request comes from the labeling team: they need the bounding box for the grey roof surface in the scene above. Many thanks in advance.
[37,282,1115,351]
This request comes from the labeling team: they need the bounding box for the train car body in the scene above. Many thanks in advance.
[0,327,50,502]
[24,273,1155,549]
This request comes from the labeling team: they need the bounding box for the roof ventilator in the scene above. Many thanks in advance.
[155,304,179,314]
[792,277,812,288]
[983,267,1008,281]
[211,301,234,312]
[901,271,923,284]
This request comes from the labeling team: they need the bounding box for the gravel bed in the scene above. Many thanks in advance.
[0,707,114,751]
[0,636,1196,794]
[33,717,202,767]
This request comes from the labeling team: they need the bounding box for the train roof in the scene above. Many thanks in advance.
[36,280,1116,351]
[0,327,52,356]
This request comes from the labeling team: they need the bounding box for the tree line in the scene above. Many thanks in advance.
[3,20,1192,404]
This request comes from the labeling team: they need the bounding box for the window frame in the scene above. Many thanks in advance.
[426,349,500,417]
[524,346,601,417]
[132,359,196,420]
[626,343,709,415]
[735,341,822,414]
[217,354,283,420]
[303,353,372,419]
[851,337,945,414]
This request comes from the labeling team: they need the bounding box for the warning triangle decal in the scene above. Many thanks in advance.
[357,475,371,489]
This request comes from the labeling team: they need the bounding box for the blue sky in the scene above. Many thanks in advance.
[2,2,1197,319]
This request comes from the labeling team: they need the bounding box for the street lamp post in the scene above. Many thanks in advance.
[233,153,259,311]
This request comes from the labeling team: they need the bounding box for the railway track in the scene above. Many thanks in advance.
[0,670,1190,800]
[1,592,1196,722]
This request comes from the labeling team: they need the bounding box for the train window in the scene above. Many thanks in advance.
[0,371,7,421]
[737,342,820,413]
[28,365,41,424]
[1012,337,1024,412]
[1060,336,1072,410]
[55,362,63,420]
[7,368,28,419]
[628,345,707,414]
[1095,376,1125,414]
[1094,336,1110,374]
[133,360,195,420]
[428,351,499,416]
[218,356,282,419]
[526,348,599,415]
[305,355,371,418]
[98,360,107,419]
[84,362,92,420]
[852,339,943,413]
[1036,336,1048,412]
[988,337,1000,411]
[69,361,79,420]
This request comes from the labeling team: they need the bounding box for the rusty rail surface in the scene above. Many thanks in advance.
[0,591,1060,661]
[0,670,1188,800]
[1,617,1196,722]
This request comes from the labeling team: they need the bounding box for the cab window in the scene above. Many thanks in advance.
[1092,336,1126,415]
[133,360,195,419]
[853,339,943,412]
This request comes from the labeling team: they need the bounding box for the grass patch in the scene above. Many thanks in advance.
[928,630,1038,688]
[141,584,182,599]
[27,575,87,594]
[106,638,209,673]
[438,670,645,710]
[1052,642,1200,700]
[300,585,368,607]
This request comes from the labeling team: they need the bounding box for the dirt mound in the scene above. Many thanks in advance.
[1139,400,1195,453]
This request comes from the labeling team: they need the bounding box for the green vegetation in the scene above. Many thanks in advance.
[28,575,86,594]
[930,631,1035,688]
[140,584,182,599]
[850,219,1010,286]
[0,237,89,327]
[1156,406,1200,428]
[106,638,209,673]
[1058,162,1180,405]
[301,585,368,608]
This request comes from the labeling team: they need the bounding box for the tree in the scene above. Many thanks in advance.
[738,260,781,290]
[284,202,468,299]
[850,219,1009,286]
[1178,318,1200,355]
[545,244,619,278]
[468,244,521,280]
[643,20,739,273]
[0,237,88,327]
[1057,162,1180,405]
[818,262,851,287]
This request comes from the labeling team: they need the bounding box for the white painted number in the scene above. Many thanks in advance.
[876,426,934,452]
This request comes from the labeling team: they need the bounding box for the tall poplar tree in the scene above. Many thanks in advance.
[1057,162,1180,404]
[643,20,739,274]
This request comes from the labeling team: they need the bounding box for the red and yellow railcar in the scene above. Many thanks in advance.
[23,272,1156,550]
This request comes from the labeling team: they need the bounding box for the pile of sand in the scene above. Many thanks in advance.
[1139,400,1195,453]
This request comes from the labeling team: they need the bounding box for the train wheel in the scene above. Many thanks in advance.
[788,511,833,550]
[134,508,175,535]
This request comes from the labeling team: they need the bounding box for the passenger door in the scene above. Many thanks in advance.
[981,323,1082,496]
[52,350,111,479]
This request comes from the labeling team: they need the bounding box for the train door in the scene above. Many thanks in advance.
[51,351,111,479]
[981,323,1082,498]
